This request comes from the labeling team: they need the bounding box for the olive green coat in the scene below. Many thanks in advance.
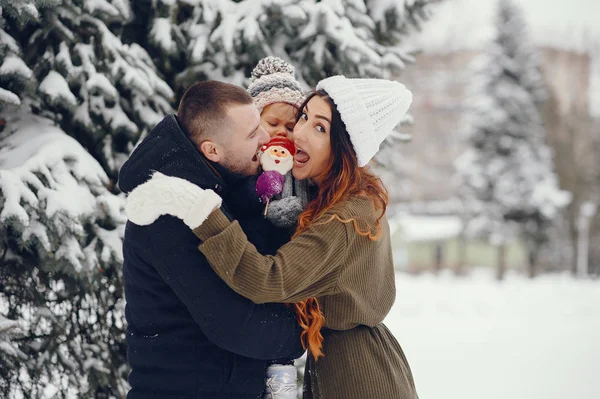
[194,196,418,399]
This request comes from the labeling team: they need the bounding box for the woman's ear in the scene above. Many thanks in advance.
[199,140,221,163]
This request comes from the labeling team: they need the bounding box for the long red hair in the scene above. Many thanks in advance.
[292,91,389,361]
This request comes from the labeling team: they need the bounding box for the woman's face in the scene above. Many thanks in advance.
[260,103,297,139]
[292,95,332,186]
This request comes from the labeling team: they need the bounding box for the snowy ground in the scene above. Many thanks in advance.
[385,269,600,399]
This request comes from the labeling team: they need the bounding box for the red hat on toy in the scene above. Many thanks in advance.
[260,137,296,155]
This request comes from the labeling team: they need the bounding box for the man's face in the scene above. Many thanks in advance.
[219,103,270,176]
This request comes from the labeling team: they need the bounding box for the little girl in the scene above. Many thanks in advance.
[246,56,307,399]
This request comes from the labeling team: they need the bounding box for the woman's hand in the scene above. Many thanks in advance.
[125,172,222,229]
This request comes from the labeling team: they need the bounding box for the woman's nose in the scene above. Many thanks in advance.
[293,123,306,140]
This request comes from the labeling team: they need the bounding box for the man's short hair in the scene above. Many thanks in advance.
[177,81,254,144]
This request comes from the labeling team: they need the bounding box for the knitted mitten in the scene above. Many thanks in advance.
[125,172,222,229]
[266,196,304,229]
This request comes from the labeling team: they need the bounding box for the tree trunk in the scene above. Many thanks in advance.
[527,250,537,278]
[455,234,467,276]
[569,210,579,276]
[433,243,443,275]
[496,243,507,281]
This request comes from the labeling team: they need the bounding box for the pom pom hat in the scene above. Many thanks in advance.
[247,56,304,112]
[316,75,413,167]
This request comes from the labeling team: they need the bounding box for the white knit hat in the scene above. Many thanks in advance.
[316,75,413,167]
[247,56,305,112]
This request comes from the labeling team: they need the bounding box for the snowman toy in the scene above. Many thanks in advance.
[255,137,296,216]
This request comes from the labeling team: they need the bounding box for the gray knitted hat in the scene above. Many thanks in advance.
[247,56,304,112]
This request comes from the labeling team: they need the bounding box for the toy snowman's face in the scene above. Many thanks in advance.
[260,145,294,174]
[268,146,291,160]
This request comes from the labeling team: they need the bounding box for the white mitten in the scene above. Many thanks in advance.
[125,171,222,229]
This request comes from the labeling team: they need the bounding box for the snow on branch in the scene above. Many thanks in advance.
[0,105,126,275]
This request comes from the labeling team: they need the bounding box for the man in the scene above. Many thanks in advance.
[118,81,304,398]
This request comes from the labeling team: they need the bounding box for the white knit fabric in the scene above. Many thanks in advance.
[125,172,222,229]
[316,75,413,167]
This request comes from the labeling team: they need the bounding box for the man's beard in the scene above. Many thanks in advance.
[221,149,259,176]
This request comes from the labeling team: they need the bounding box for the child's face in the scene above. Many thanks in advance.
[260,103,298,139]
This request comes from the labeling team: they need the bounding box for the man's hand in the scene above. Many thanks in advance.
[125,172,222,229]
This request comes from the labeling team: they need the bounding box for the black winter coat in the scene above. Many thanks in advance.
[118,115,304,399]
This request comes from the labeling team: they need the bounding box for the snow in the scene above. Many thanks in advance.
[150,18,177,54]
[0,314,18,332]
[0,341,19,357]
[0,87,20,106]
[86,73,118,99]
[39,70,77,106]
[369,0,404,24]
[298,1,379,64]
[385,270,600,399]
[22,217,51,251]
[0,28,20,53]
[0,55,33,78]
[112,58,154,96]
[0,108,108,226]
[391,213,463,242]
[412,0,600,54]
[84,0,120,18]
[111,0,132,19]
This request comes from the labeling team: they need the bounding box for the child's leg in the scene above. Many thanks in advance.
[264,362,297,399]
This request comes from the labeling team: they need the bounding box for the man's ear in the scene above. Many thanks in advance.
[199,140,222,163]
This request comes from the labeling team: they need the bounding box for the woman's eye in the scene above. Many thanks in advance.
[300,112,308,121]
[316,125,325,133]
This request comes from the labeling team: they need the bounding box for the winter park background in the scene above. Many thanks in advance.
[0,0,599,398]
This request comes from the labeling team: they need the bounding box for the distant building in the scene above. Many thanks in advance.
[393,47,593,203]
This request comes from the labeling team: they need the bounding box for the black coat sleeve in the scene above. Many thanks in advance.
[142,216,305,360]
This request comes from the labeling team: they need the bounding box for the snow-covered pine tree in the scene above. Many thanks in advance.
[133,0,435,201]
[454,0,570,279]
[0,313,25,397]
[3,0,173,179]
[1,0,439,395]
[0,0,173,396]
[134,0,437,95]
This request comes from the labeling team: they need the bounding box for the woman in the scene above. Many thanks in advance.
[126,75,417,399]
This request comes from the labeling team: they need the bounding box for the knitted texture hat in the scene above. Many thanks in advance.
[316,75,413,167]
[247,56,304,112]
